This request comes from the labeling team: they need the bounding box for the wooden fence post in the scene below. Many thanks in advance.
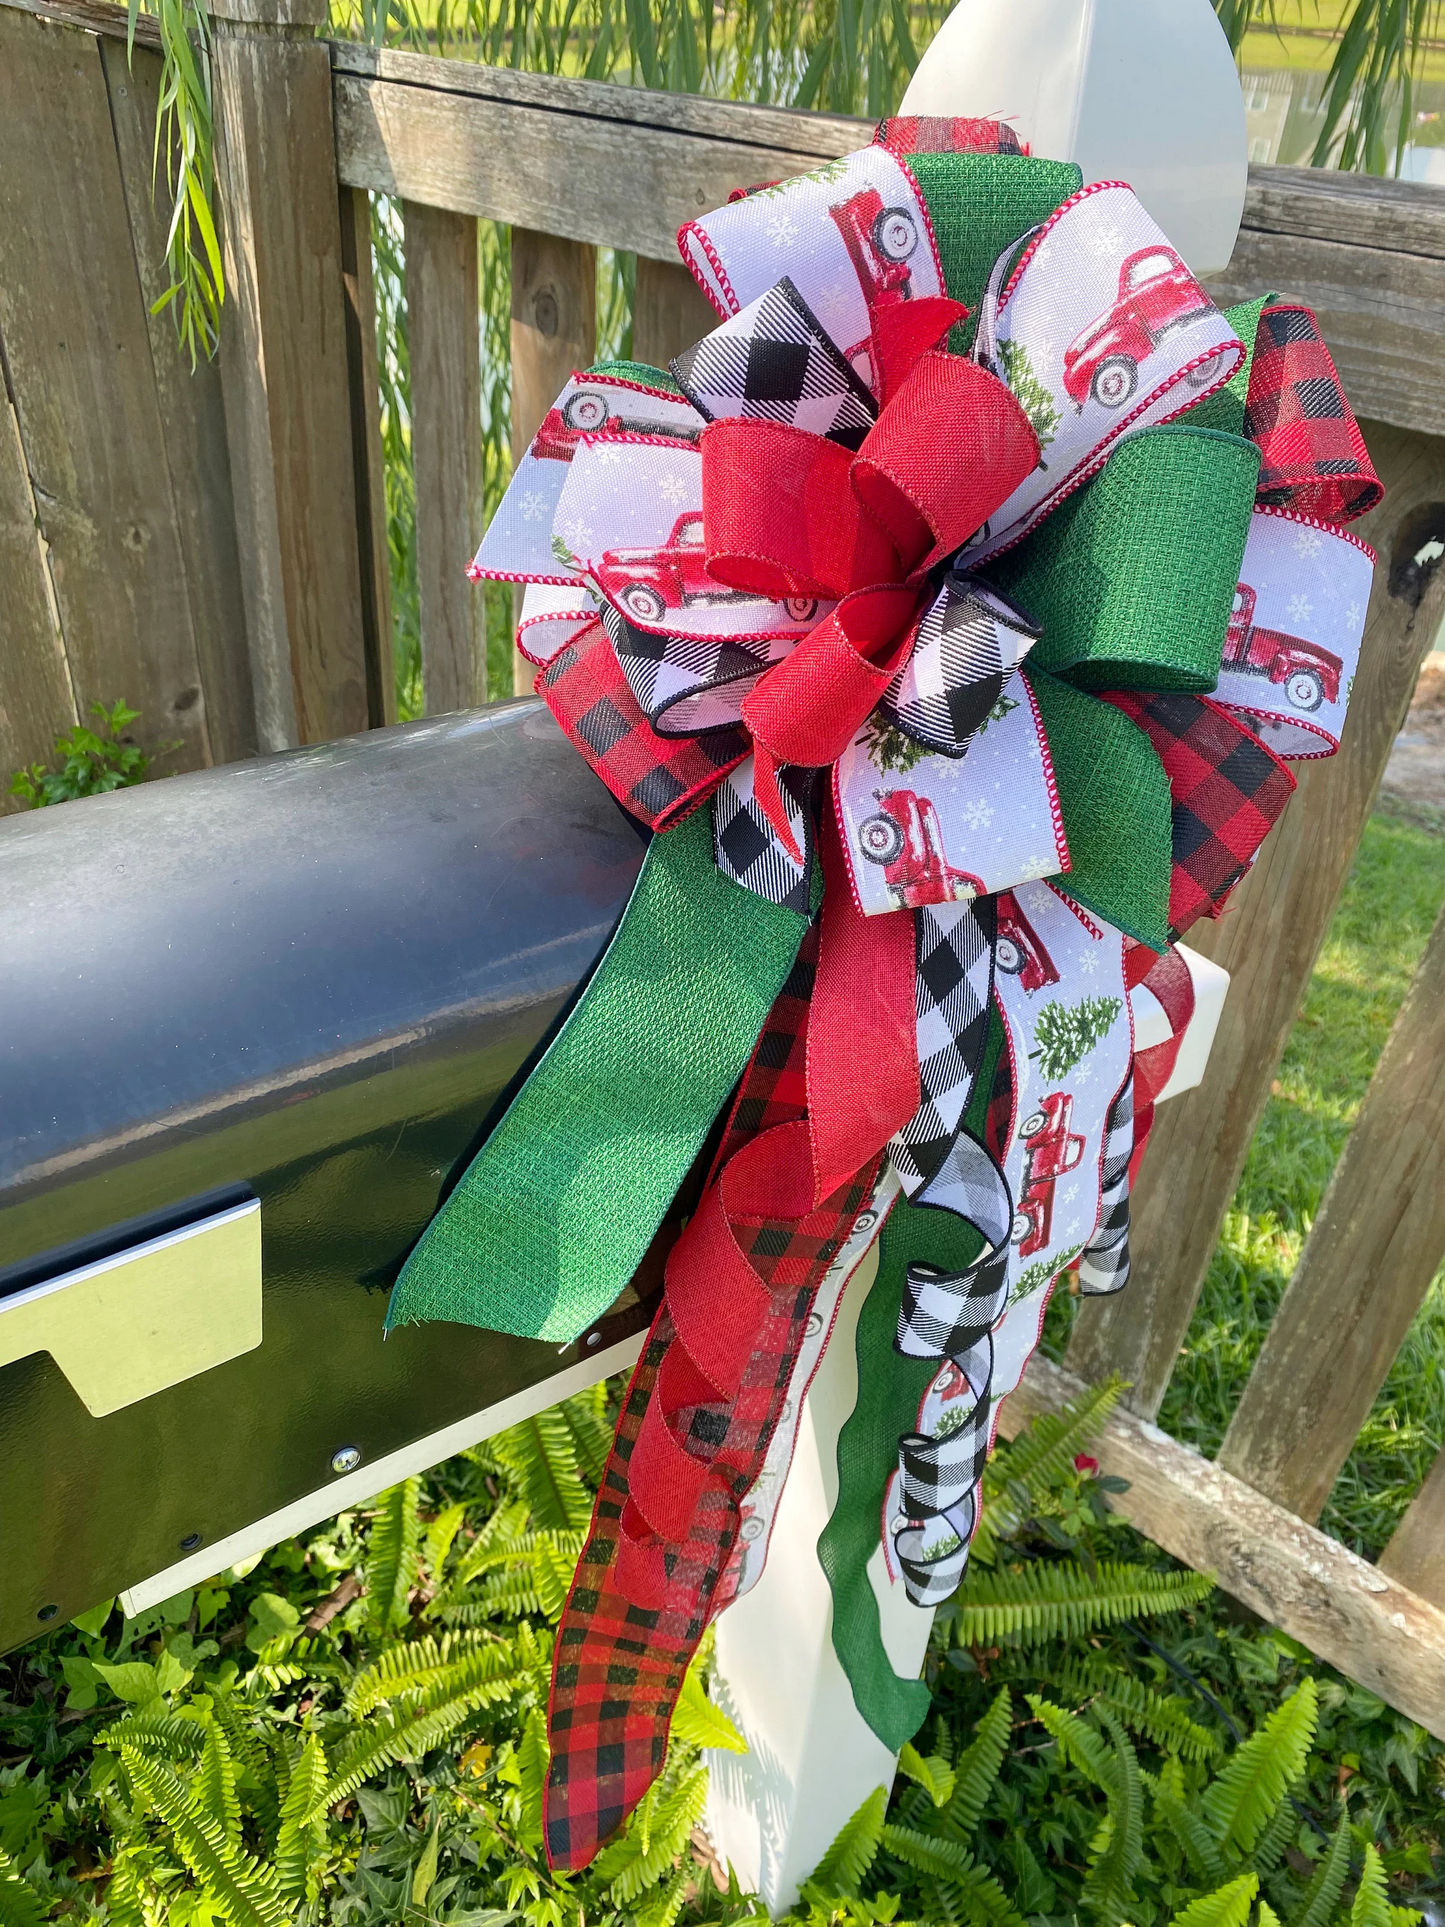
[1380,1450,1445,1608]
[1066,419,1445,1416]
[1214,895,1445,1518]
[633,256,717,370]
[339,184,396,730]
[210,0,369,750]
[0,6,215,778]
[405,201,484,713]
[511,229,596,693]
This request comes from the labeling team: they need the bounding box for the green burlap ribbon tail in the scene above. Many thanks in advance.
[817,1016,1003,1748]
[386,807,810,1344]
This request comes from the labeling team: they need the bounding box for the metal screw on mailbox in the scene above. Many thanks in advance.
[36,1605,58,1623]
[331,1445,363,1475]
[179,1532,204,1552]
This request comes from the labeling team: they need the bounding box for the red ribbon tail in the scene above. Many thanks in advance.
[751,748,805,867]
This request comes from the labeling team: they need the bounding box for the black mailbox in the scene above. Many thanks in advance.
[0,702,653,1652]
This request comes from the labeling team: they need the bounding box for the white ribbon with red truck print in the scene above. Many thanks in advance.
[1213,507,1375,758]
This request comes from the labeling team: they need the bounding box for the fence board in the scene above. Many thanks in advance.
[633,257,719,370]
[0,9,211,775]
[211,0,369,749]
[999,1354,1445,1741]
[1209,230,1445,439]
[1066,419,1445,1416]
[0,390,73,808]
[332,62,869,263]
[339,183,396,729]
[510,229,595,694]
[1216,897,1445,1519]
[405,200,484,711]
[99,36,256,766]
[1380,1450,1445,1609]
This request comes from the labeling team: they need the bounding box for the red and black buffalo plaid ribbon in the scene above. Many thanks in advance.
[1102,690,1296,939]
[545,925,880,1871]
[539,619,748,831]
[1245,305,1382,525]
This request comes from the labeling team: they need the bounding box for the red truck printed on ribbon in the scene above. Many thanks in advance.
[594,513,820,626]
[1062,245,1214,412]
[994,891,1060,993]
[857,788,984,910]
[532,386,702,464]
[1011,1092,1086,1257]
[1223,582,1343,713]
[827,187,921,381]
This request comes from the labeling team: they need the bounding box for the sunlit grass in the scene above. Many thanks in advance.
[1159,814,1445,1558]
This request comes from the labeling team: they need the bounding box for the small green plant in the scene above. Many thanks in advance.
[860,712,933,775]
[8,701,174,807]
[997,339,1062,459]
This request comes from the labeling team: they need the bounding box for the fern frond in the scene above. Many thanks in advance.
[97,1849,164,1927]
[1026,1695,1116,1791]
[811,1786,887,1897]
[561,1382,615,1489]
[195,1720,241,1843]
[956,1561,1212,1646]
[1054,1657,1219,1761]
[421,1500,469,1589]
[97,1711,206,1760]
[636,1855,694,1927]
[1249,1782,1302,1879]
[274,1733,328,1902]
[936,1687,1011,1841]
[118,1748,290,1927]
[1152,1773,1227,1887]
[882,1831,1027,1927]
[0,1848,43,1927]
[977,1376,1125,1545]
[898,1741,955,1809]
[533,1534,582,1620]
[1167,1872,1259,1927]
[602,1766,709,1904]
[1258,1903,1283,1927]
[515,1705,549,1842]
[365,1476,423,1637]
[947,1863,1033,1927]
[346,1628,518,1714]
[1080,1709,1144,1927]
[671,1662,747,1755]
[882,1826,974,1881]
[1284,1814,1351,1927]
[317,1656,525,1818]
[492,1408,593,1531]
[1203,1682,1317,1857]
[205,1692,272,1796]
[1351,1845,1392,1927]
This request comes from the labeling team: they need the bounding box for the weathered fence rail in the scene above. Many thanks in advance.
[2,0,1445,1729]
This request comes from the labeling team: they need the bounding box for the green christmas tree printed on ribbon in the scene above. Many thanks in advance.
[1029,995,1123,1083]
[860,712,933,774]
[997,340,1062,462]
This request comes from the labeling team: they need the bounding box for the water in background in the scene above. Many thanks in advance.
[1242,65,1445,180]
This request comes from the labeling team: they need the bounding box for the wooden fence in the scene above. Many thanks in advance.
[2,0,1445,1733]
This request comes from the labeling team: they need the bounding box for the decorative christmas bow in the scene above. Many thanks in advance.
[392,121,1381,1871]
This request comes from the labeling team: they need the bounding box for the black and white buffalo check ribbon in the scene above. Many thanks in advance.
[1076,1070,1134,1296]
[671,277,878,449]
[598,601,791,738]
[889,899,996,1193]
[712,758,815,916]
[891,1129,1014,1606]
[883,572,1041,757]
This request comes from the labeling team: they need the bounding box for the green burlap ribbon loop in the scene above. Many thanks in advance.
[386,807,811,1345]
[993,425,1262,693]
[909,154,1084,354]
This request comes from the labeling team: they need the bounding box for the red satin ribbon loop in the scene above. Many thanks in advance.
[701,420,897,601]
[741,584,920,771]
[852,352,1041,576]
